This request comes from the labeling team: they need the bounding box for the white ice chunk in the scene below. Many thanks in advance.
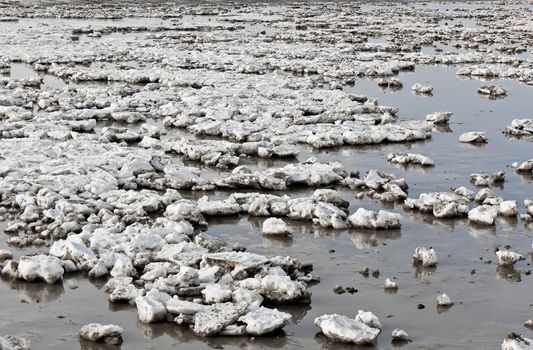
[412,247,438,267]
[239,307,292,335]
[314,314,380,344]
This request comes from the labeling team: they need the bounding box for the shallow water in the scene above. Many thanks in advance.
[1,2,533,350]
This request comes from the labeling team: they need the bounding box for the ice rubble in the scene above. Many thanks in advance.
[348,208,402,230]
[469,171,505,186]
[314,314,380,344]
[523,200,533,222]
[404,191,470,218]
[412,83,434,94]
[512,160,533,173]
[505,119,533,138]
[79,323,123,345]
[387,152,435,166]
[0,335,31,350]
[0,1,532,347]
[477,85,507,97]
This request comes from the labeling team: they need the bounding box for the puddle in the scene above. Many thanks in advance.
[9,63,67,89]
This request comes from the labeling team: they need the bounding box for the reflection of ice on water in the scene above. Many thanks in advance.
[1,277,65,303]
[348,228,401,249]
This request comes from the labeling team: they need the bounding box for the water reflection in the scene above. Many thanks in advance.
[1,276,65,303]
[137,322,292,349]
[433,124,453,133]
[496,265,522,283]
[315,332,377,350]
[404,210,460,232]
[468,223,496,240]
[389,162,432,174]
[413,264,437,281]
[436,304,453,314]
[80,339,121,350]
[498,216,518,229]
[262,234,293,249]
[347,229,401,249]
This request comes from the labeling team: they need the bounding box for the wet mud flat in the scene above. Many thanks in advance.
[0,1,532,349]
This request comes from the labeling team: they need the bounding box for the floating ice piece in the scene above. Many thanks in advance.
[384,278,398,290]
[454,187,475,201]
[437,293,453,306]
[524,320,533,329]
[135,295,167,323]
[469,171,505,186]
[0,250,13,260]
[412,247,437,267]
[377,78,403,89]
[239,307,292,335]
[526,200,533,216]
[501,332,533,350]
[392,329,409,342]
[387,152,434,166]
[459,132,488,143]
[469,205,498,225]
[313,202,349,229]
[505,119,533,137]
[496,249,525,267]
[79,323,123,345]
[348,208,401,230]
[426,111,453,124]
[260,274,307,303]
[0,335,30,350]
[404,192,469,218]
[499,201,518,216]
[355,310,382,329]
[17,255,64,284]
[477,85,507,97]
[412,83,433,94]
[314,314,380,344]
[312,189,349,208]
[262,218,292,235]
[512,160,533,173]
[475,188,495,203]
[197,196,241,216]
